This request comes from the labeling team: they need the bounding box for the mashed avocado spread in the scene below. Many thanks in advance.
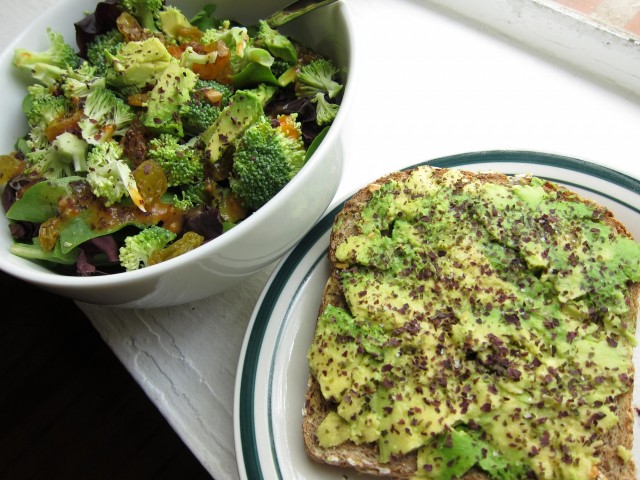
[307,167,640,479]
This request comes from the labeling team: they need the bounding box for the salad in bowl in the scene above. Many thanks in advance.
[0,0,354,307]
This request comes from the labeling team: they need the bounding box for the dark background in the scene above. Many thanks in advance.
[0,270,212,479]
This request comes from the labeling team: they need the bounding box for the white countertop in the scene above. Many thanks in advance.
[3,1,640,479]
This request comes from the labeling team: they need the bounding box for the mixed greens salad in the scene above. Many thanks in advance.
[0,0,343,275]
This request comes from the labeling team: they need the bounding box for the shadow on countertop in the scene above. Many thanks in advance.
[0,270,213,480]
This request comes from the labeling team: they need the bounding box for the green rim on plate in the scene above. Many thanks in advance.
[236,150,640,480]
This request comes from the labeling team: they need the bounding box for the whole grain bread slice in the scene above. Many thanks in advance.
[302,166,639,479]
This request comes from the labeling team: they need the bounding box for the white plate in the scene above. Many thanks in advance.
[234,150,640,479]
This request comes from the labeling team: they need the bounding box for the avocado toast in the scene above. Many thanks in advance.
[303,165,640,479]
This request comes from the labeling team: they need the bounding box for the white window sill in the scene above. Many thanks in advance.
[425,0,640,98]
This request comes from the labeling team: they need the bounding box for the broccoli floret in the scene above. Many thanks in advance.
[22,93,74,150]
[169,182,207,210]
[61,62,107,100]
[181,96,221,135]
[296,58,343,99]
[119,0,164,32]
[13,29,82,86]
[181,79,234,134]
[24,83,51,102]
[230,115,306,210]
[78,87,135,145]
[86,140,142,207]
[24,92,70,127]
[311,92,339,126]
[147,134,204,187]
[118,225,177,271]
[196,79,234,103]
[25,132,89,179]
[86,29,125,77]
[141,62,197,137]
[254,20,297,64]
[271,58,293,79]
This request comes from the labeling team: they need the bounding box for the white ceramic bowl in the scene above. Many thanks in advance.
[0,0,356,308]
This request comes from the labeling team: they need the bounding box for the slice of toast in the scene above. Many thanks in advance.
[303,166,639,479]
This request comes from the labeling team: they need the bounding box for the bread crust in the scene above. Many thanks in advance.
[303,166,638,479]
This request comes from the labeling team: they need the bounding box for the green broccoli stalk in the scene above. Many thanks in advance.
[13,29,81,86]
[230,115,306,210]
[25,132,89,180]
[178,45,219,70]
[53,132,89,173]
[86,140,143,208]
[78,87,135,145]
[86,29,125,77]
[141,61,198,137]
[119,0,164,32]
[147,134,204,187]
[118,225,177,271]
[311,92,339,126]
[296,58,343,99]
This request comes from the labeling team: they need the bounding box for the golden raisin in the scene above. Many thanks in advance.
[116,12,148,42]
[177,26,203,43]
[132,160,167,206]
[38,217,61,252]
[127,92,149,107]
[44,110,83,141]
[148,231,204,265]
[166,44,185,59]
[191,41,232,81]
[219,190,249,223]
[0,154,26,185]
